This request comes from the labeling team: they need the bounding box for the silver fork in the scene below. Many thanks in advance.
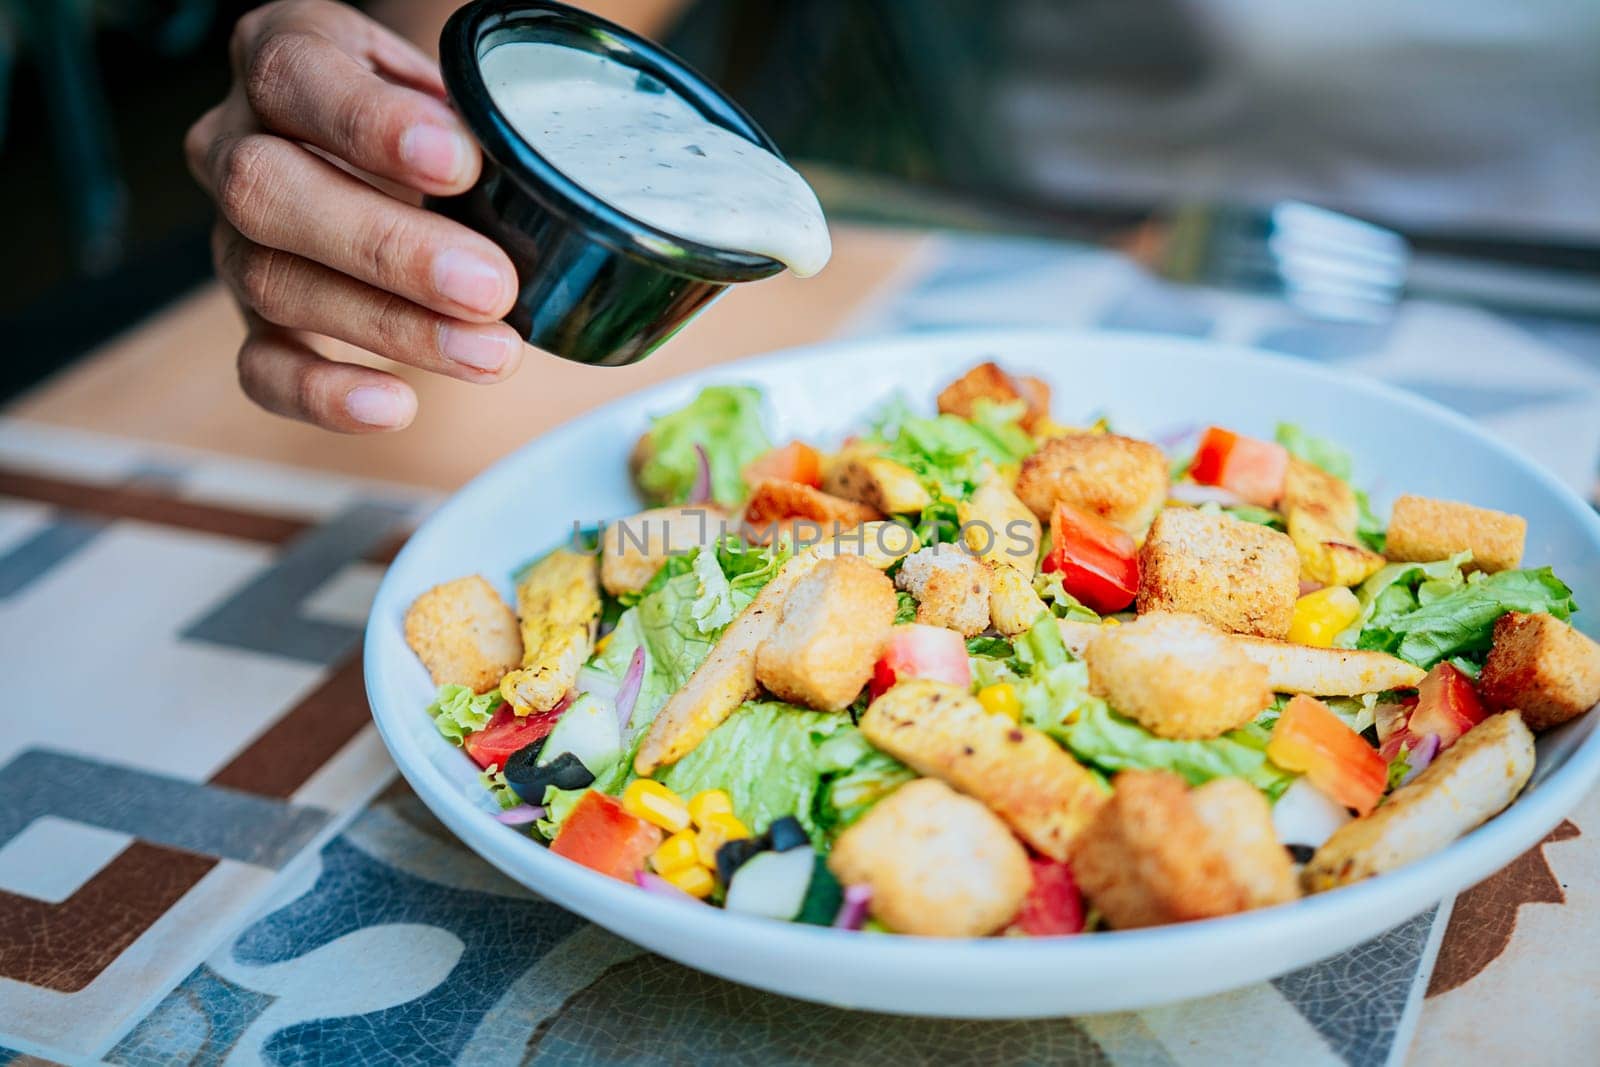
[1154,201,1410,324]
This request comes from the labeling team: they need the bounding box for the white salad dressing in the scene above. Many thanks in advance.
[480,41,832,277]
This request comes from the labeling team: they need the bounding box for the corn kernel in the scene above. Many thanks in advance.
[622,779,690,833]
[976,683,1021,721]
[688,789,734,828]
[650,830,700,875]
[1288,586,1363,648]
[1101,616,1121,627]
[661,862,715,898]
[695,810,752,868]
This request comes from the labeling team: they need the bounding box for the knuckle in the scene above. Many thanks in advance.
[238,246,297,318]
[215,134,278,234]
[244,29,311,120]
[368,292,419,356]
[360,212,416,288]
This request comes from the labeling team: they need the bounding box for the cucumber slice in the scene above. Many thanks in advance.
[794,855,844,926]
[724,847,816,921]
[540,693,622,777]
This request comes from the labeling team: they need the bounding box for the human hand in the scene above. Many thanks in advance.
[186,0,523,432]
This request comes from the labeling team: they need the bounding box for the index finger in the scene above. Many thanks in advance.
[245,28,479,195]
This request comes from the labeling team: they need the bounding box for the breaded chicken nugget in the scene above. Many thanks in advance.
[1084,612,1271,739]
[756,556,896,710]
[895,544,991,637]
[404,575,522,693]
[1015,433,1168,535]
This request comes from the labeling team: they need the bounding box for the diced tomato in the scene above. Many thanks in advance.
[462,705,564,769]
[1189,426,1290,507]
[1267,695,1388,815]
[550,791,663,881]
[1013,857,1085,936]
[1042,502,1138,613]
[871,624,971,698]
[743,441,822,488]
[1407,663,1487,750]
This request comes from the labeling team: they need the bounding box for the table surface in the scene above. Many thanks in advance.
[4,223,1600,1066]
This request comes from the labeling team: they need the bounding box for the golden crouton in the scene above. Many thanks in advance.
[1479,612,1600,731]
[958,476,1042,574]
[1303,711,1535,892]
[739,479,883,546]
[1073,770,1285,929]
[820,446,931,514]
[895,545,991,637]
[1015,433,1169,535]
[987,561,1051,635]
[860,681,1106,860]
[404,575,522,693]
[1189,778,1301,910]
[1137,507,1300,638]
[599,506,725,596]
[1084,613,1271,739]
[499,551,601,714]
[1385,494,1526,573]
[1059,618,1425,694]
[756,556,897,710]
[828,778,1031,937]
[936,361,1051,431]
[635,530,915,775]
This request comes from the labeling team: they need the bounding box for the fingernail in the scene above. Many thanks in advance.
[432,248,508,315]
[345,386,408,427]
[440,324,515,373]
[400,124,469,184]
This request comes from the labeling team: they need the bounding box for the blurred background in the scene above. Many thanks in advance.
[4,0,1597,406]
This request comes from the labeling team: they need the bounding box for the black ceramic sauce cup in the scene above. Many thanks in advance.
[432,0,787,367]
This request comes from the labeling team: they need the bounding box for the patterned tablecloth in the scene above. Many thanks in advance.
[3,233,1599,1066]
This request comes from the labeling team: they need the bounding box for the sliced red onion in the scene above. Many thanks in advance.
[635,870,704,902]
[1167,481,1251,508]
[495,804,545,825]
[1152,422,1199,452]
[1399,733,1441,787]
[615,645,646,731]
[833,884,873,930]
[688,444,713,504]
[1298,578,1326,597]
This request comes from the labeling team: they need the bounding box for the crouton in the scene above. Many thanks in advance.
[936,361,1051,431]
[500,550,601,714]
[1303,711,1535,892]
[1059,617,1425,695]
[1385,494,1526,573]
[958,475,1042,574]
[1015,433,1168,535]
[1479,612,1600,731]
[987,561,1051,635]
[828,778,1031,937]
[404,575,522,693]
[1137,507,1299,638]
[1073,770,1276,929]
[600,506,726,596]
[1189,778,1301,909]
[740,479,883,547]
[860,680,1106,860]
[821,446,931,514]
[635,529,915,775]
[757,556,896,710]
[895,545,991,637]
[1084,613,1271,739]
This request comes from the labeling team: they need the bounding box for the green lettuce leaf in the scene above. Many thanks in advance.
[658,701,863,838]
[479,766,522,811]
[634,385,771,507]
[1357,566,1577,669]
[1059,703,1294,797]
[1032,571,1103,624]
[815,745,915,835]
[868,395,1034,500]
[894,590,918,624]
[1341,552,1473,646]
[689,545,736,633]
[427,685,503,744]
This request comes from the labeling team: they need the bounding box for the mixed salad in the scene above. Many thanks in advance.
[403,361,1600,935]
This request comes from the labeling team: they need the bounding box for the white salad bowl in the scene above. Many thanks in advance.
[364,328,1600,1017]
